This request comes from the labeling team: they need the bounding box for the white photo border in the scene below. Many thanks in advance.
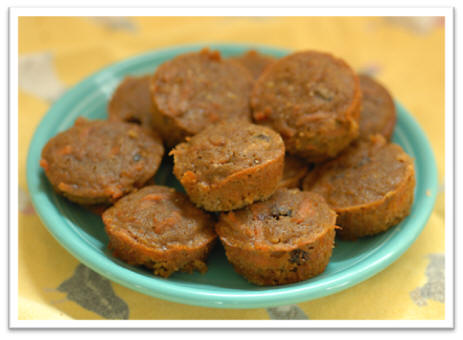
[9,6,454,329]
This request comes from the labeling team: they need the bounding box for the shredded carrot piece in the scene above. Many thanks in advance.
[57,145,73,155]
[110,145,120,155]
[142,194,164,201]
[297,199,314,217]
[254,111,268,121]
[182,171,197,184]
[225,211,238,224]
[58,182,74,192]
[39,159,49,171]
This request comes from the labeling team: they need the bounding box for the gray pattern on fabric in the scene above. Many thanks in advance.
[58,264,129,319]
[19,52,67,102]
[410,253,445,306]
[18,187,35,215]
[267,304,309,320]
[88,17,137,32]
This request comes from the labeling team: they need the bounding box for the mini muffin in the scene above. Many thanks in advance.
[303,135,415,240]
[171,121,285,212]
[108,75,155,130]
[150,48,254,147]
[40,118,164,205]
[230,50,276,80]
[102,186,217,278]
[84,204,110,216]
[358,74,396,140]
[277,155,309,189]
[251,51,361,162]
[216,188,337,286]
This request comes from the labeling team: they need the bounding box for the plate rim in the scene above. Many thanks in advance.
[25,43,439,309]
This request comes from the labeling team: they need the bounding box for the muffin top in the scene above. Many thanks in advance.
[230,50,276,80]
[358,74,396,139]
[216,188,336,249]
[151,48,253,135]
[303,135,414,209]
[171,120,285,185]
[252,50,361,138]
[108,75,155,129]
[40,118,164,203]
[278,155,310,189]
[103,186,216,248]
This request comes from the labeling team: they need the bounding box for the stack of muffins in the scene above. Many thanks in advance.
[40,48,415,286]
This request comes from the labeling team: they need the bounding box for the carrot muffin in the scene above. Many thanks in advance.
[108,75,155,130]
[230,50,276,80]
[216,188,337,286]
[358,74,396,140]
[251,50,361,162]
[150,48,254,147]
[102,186,217,278]
[40,118,164,205]
[303,135,415,240]
[277,155,309,189]
[171,121,285,211]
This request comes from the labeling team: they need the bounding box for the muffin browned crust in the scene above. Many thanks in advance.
[230,50,276,80]
[102,186,217,277]
[216,188,337,286]
[171,121,285,211]
[40,118,164,205]
[277,155,310,189]
[108,75,155,130]
[251,51,361,162]
[150,48,254,147]
[358,74,396,140]
[303,135,415,240]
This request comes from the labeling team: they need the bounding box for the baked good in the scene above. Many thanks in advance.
[358,74,396,140]
[303,134,415,239]
[277,155,309,189]
[150,48,254,147]
[40,118,164,205]
[171,120,285,211]
[108,75,155,130]
[230,50,276,80]
[102,185,217,277]
[251,50,361,162]
[216,188,337,286]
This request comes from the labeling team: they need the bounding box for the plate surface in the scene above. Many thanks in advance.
[26,44,438,309]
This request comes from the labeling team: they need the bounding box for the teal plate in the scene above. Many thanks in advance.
[26,44,438,309]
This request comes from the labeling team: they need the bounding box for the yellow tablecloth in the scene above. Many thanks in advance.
[18,16,445,320]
